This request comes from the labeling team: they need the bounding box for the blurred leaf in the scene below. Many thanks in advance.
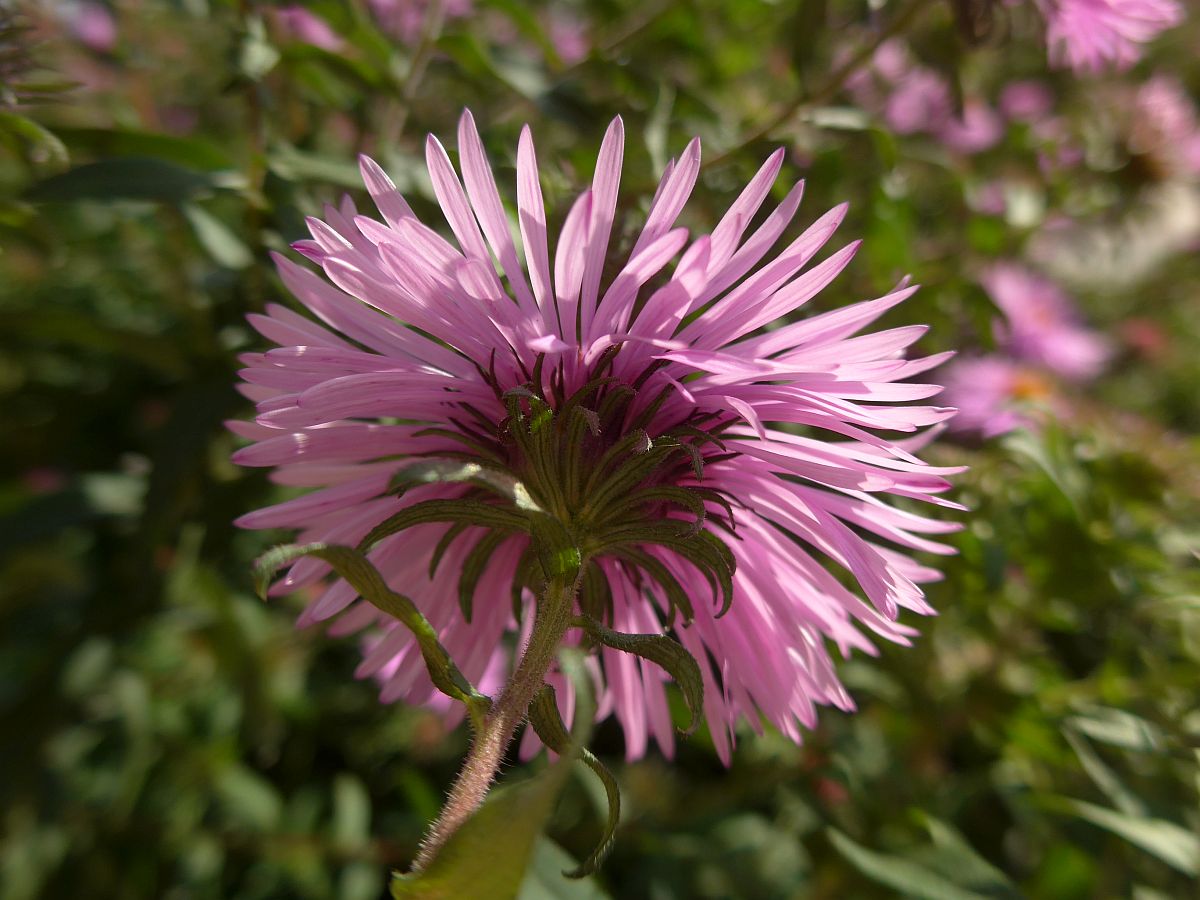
[0,111,68,169]
[916,815,1020,896]
[182,203,253,269]
[0,309,190,376]
[331,773,372,848]
[518,838,611,899]
[827,828,993,900]
[52,128,234,170]
[1064,730,1146,817]
[239,17,280,81]
[216,764,283,832]
[24,158,222,203]
[1066,706,1163,752]
[268,143,364,188]
[1055,799,1200,876]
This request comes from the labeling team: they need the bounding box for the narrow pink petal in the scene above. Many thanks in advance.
[578,116,625,338]
[456,110,539,313]
[358,155,415,227]
[630,137,701,256]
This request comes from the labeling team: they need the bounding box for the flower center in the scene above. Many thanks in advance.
[373,349,739,627]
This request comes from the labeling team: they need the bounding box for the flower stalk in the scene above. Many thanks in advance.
[411,570,581,873]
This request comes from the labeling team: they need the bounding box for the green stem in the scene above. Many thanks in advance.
[410,572,580,872]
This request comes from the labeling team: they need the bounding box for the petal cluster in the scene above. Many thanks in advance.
[1042,0,1183,73]
[233,111,961,762]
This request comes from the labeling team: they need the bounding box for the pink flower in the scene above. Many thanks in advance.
[942,357,1041,437]
[1042,0,1183,73]
[233,111,960,763]
[1129,75,1200,178]
[884,70,953,135]
[1000,80,1054,122]
[550,16,589,65]
[368,0,473,43]
[938,101,1005,155]
[273,6,344,53]
[981,263,1112,379]
[67,2,117,53]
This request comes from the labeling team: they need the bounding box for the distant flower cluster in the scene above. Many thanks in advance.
[944,264,1112,436]
[845,41,1005,155]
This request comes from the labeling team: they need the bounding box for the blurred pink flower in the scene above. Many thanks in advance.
[550,16,589,65]
[1000,80,1054,122]
[273,6,344,52]
[67,2,117,53]
[1130,75,1200,178]
[938,101,1005,155]
[981,263,1112,379]
[885,70,953,135]
[369,0,473,43]
[1042,0,1183,73]
[233,110,960,763]
[971,181,1009,216]
[942,357,1042,437]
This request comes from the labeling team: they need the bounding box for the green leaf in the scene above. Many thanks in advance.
[458,530,509,622]
[239,17,280,80]
[25,158,222,203]
[331,774,372,848]
[269,142,366,188]
[0,111,68,169]
[358,498,529,552]
[1063,730,1145,817]
[606,546,695,624]
[52,126,233,170]
[181,203,253,270]
[528,684,621,877]
[827,828,993,900]
[1055,798,1200,876]
[254,543,489,725]
[389,460,543,512]
[1065,706,1163,752]
[573,616,704,735]
[915,814,1020,896]
[518,839,612,899]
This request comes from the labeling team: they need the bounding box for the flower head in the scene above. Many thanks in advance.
[981,263,1112,380]
[272,5,344,53]
[1042,0,1183,73]
[1129,75,1200,180]
[233,111,960,762]
[368,0,473,44]
[942,356,1045,437]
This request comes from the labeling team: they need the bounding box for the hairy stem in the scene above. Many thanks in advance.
[411,572,579,872]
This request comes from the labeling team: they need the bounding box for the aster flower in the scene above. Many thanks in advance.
[1129,75,1200,180]
[368,0,473,44]
[234,111,960,780]
[981,263,1112,380]
[999,80,1054,123]
[1039,0,1183,73]
[937,100,1005,155]
[942,356,1044,437]
[271,5,345,53]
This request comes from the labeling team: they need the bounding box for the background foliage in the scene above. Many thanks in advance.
[2,0,1198,897]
